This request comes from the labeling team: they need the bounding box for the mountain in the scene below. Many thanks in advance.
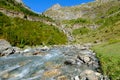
[44,0,120,44]
[0,0,120,79]
[0,0,120,45]
[44,0,120,20]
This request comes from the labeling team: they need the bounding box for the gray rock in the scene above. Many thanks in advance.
[15,0,22,3]
[13,47,21,54]
[83,43,92,48]
[80,46,88,50]
[1,47,14,56]
[64,59,76,65]
[83,56,91,63]
[50,4,61,10]
[23,48,32,53]
[0,39,11,52]
[0,39,14,56]
[40,46,49,51]
[80,70,102,80]
[74,76,80,80]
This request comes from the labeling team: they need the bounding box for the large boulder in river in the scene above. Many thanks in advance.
[0,39,14,56]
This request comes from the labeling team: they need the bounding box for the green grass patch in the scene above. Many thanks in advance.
[73,11,120,44]
[92,42,120,80]
[96,12,120,29]
[0,12,67,47]
[72,27,90,35]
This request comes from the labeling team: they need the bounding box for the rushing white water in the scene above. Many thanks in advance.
[0,46,108,80]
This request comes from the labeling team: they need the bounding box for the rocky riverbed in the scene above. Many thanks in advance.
[0,39,109,80]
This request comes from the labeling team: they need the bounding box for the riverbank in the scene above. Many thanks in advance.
[92,42,120,80]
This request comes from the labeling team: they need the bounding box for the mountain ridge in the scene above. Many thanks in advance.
[44,0,120,20]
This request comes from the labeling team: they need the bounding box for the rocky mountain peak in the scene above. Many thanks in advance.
[50,3,62,10]
[44,0,120,20]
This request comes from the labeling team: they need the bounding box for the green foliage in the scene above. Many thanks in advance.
[106,3,120,15]
[108,39,120,45]
[63,18,90,26]
[92,42,120,80]
[0,12,67,47]
[0,12,11,27]
[96,12,120,29]
[74,9,120,44]
[72,27,90,35]
[0,0,37,15]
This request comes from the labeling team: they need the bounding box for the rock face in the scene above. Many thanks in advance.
[0,8,24,18]
[0,8,44,22]
[0,39,13,56]
[0,39,22,56]
[15,0,22,3]
[0,39,11,51]
[0,40,109,80]
[50,3,62,10]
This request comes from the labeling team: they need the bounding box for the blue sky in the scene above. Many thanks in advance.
[22,0,94,13]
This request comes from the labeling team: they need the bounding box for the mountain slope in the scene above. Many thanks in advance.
[0,0,67,47]
[44,0,120,20]
[0,0,55,22]
[44,0,120,44]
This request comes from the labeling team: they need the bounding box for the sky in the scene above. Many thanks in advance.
[22,0,94,13]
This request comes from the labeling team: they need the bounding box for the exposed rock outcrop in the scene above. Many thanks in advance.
[15,0,22,3]
[0,39,14,56]
[0,8,44,22]
[50,3,62,10]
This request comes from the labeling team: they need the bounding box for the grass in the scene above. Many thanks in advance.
[63,18,91,26]
[73,11,120,44]
[72,27,90,35]
[63,0,120,44]
[0,0,38,16]
[0,12,67,47]
[92,42,120,80]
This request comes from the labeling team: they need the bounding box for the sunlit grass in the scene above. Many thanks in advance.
[92,42,120,80]
[0,12,67,47]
